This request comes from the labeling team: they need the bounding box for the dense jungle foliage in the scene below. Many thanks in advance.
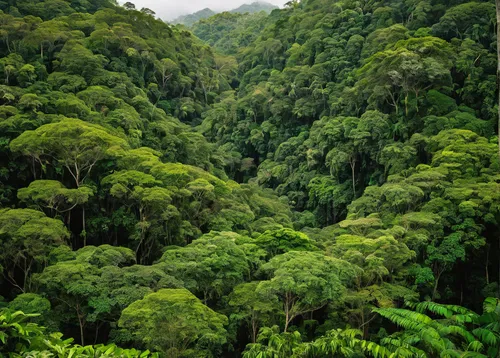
[1,0,500,357]
[171,2,277,28]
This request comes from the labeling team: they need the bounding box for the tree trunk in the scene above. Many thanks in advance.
[5,35,10,53]
[405,93,409,116]
[284,313,290,333]
[284,297,291,333]
[32,157,37,180]
[350,158,356,197]
[82,206,86,247]
[432,269,443,301]
[486,245,490,285]
[251,316,258,343]
[76,304,85,346]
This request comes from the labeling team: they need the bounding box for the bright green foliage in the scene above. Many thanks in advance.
[242,326,304,358]
[255,228,315,258]
[34,245,136,345]
[1,0,500,356]
[18,180,94,216]
[373,298,500,357]
[0,309,158,357]
[228,282,280,343]
[0,310,45,355]
[10,118,128,187]
[0,208,68,291]
[159,232,252,302]
[118,289,228,357]
[258,251,357,332]
[303,328,391,358]
[193,12,270,55]
[243,325,390,358]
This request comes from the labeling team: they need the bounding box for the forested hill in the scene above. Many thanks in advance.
[171,2,277,27]
[192,11,273,55]
[170,8,216,26]
[1,0,500,357]
[230,2,278,14]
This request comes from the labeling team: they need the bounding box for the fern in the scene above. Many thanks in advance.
[373,307,433,331]
[361,340,394,358]
[472,328,498,346]
[439,325,476,343]
[373,298,500,357]
[467,340,484,353]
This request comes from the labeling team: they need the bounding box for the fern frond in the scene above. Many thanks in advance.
[466,340,484,353]
[439,325,476,343]
[452,314,476,324]
[374,308,432,331]
[418,327,446,352]
[414,301,475,319]
[361,340,393,358]
[472,328,498,346]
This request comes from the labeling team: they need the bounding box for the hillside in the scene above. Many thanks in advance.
[2,0,500,357]
[192,11,272,55]
[171,1,277,27]
[170,7,216,26]
[230,1,278,14]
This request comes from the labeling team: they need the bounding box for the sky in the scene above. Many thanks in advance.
[119,0,288,20]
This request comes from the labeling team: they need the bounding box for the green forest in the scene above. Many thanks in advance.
[1,0,500,356]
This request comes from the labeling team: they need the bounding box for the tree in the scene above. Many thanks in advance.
[123,2,135,10]
[0,208,68,292]
[140,8,156,16]
[35,245,135,346]
[154,58,179,92]
[426,233,466,300]
[118,289,228,357]
[24,20,70,60]
[18,180,93,221]
[228,282,280,343]
[11,119,128,245]
[159,233,250,302]
[10,119,127,187]
[255,228,315,258]
[258,251,357,332]
[89,264,182,328]
[35,262,100,346]
[357,37,454,115]
[102,170,171,261]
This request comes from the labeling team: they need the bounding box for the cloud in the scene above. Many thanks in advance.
[119,0,287,20]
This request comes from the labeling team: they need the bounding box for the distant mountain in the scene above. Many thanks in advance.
[171,8,216,27]
[230,2,278,14]
[171,2,278,27]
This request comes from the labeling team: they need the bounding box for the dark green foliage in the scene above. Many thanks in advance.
[192,12,270,55]
[171,8,216,27]
[1,0,500,357]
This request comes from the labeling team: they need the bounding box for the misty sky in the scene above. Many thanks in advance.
[119,0,287,20]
